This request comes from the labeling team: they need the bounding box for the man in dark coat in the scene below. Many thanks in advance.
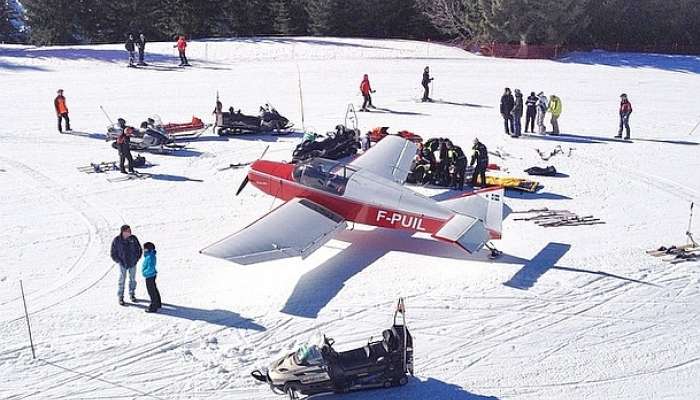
[421,66,433,102]
[470,138,489,187]
[125,34,136,67]
[137,33,146,66]
[110,224,142,305]
[525,91,537,133]
[116,118,135,174]
[512,89,524,137]
[500,88,515,134]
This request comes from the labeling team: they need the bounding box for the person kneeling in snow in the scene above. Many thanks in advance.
[141,242,161,313]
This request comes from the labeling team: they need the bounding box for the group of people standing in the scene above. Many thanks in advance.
[110,225,162,312]
[124,34,189,67]
[500,88,561,137]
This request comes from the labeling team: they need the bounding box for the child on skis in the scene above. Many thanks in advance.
[141,242,161,313]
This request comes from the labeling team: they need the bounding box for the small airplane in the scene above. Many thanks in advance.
[201,135,504,265]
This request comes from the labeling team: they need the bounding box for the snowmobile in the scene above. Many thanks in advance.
[107,115,208,142]
[251,298,413,399]
[108,119,185,154]
[214,102,292,136]
[292,125,360,163]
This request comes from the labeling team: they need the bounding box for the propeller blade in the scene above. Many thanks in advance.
[235,175,249,196]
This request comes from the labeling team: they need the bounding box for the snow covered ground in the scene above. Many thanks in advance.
[1,37,699,399]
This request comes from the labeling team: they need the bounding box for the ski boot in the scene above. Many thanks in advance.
[119,297,125,306]
[130,294,137,303]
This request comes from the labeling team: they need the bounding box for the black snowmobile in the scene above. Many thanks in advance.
[214,102,292,136]
[251,298,413,399]
[292,125,360,163]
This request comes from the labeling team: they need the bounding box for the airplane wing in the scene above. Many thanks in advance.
[200,198,347,265]
[350,135,418,184]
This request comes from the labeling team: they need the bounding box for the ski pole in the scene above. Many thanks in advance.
[688,120,700,136]
[99,105,114,126]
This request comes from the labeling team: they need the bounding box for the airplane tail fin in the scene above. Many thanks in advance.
[438,187,504,240]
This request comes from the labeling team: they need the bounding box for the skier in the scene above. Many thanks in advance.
[141,242,161,313]
[116,118,135,174]
[536,91,548,134]
[174,35,189,66]
[470,138,489,188]
[359,74,375,111]
[54,89,71,133]
[137,33,147,66]
[616,93,633,139]
[512,89,524,137]
[500,88,515,135]
[421,66,433,102]
[110,224,142,306]
[548,94,562,135]
[125,33,136,67]
[525,91,537,133]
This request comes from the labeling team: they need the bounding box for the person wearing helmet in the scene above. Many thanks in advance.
[470,138,489,188]
[116,119,135,174]
[54,89,71,133]
[616,93,633,140]
[421,66,433,102]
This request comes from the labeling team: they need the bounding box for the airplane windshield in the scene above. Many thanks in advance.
[292,159,355,195]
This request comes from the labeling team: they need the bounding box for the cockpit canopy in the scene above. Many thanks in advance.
[292,158,356,195]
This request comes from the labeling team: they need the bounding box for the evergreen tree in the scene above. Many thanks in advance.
[272,0,291,34]
[0,0,14,42]
[24,0,81,44]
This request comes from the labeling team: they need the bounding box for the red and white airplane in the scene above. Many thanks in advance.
[201,135,504,265]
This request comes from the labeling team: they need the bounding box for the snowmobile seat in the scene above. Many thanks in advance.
[382,329,399,353]
[336,347,373,370]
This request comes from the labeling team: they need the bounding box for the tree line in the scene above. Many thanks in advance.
[1,0,699,50]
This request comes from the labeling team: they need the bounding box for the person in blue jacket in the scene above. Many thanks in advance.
[141,242,162,313]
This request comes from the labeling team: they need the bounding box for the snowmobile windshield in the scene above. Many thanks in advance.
[292,159,356,196]
[293,335,324,366]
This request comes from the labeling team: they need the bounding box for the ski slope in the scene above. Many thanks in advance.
[1,37,699,400]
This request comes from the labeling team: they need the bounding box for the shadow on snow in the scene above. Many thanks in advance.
[314,377,499,399]
[129,302,266,331]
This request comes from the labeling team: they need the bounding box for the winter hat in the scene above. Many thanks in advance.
[530,92,536,96]
[620,93,627,98]
[514,89,522,96]
[57,89,63,94]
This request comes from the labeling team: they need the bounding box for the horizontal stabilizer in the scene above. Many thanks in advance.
[433,214,489,253]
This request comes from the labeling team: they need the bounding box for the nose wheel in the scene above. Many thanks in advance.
[485,242,502,259]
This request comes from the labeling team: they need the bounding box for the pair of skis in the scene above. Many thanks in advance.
[77,161,118,174]
[646,202,698,264]
[513,209,605,227]
[107,172,151,183]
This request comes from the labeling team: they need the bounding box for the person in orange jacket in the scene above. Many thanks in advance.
[54,89,71,133]
[359,74,375,111]
[174,35,189,66]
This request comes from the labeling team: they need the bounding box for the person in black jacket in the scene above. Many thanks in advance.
[500,88,515,134]
[110,224,142,305]
[421,66,433,102]
[525,91,537,133]
[137,33,146,66]
[512,89,524,137]
[125,34,136,67]
[116,118,135,174]
[470,138,489,187]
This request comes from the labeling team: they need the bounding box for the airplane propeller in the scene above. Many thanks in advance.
[235,145,269,196]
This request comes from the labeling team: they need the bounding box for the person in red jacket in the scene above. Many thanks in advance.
[54,89,71,133]
[359,74,375,112]
[174,35,189,66]
[616,93,633,140]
